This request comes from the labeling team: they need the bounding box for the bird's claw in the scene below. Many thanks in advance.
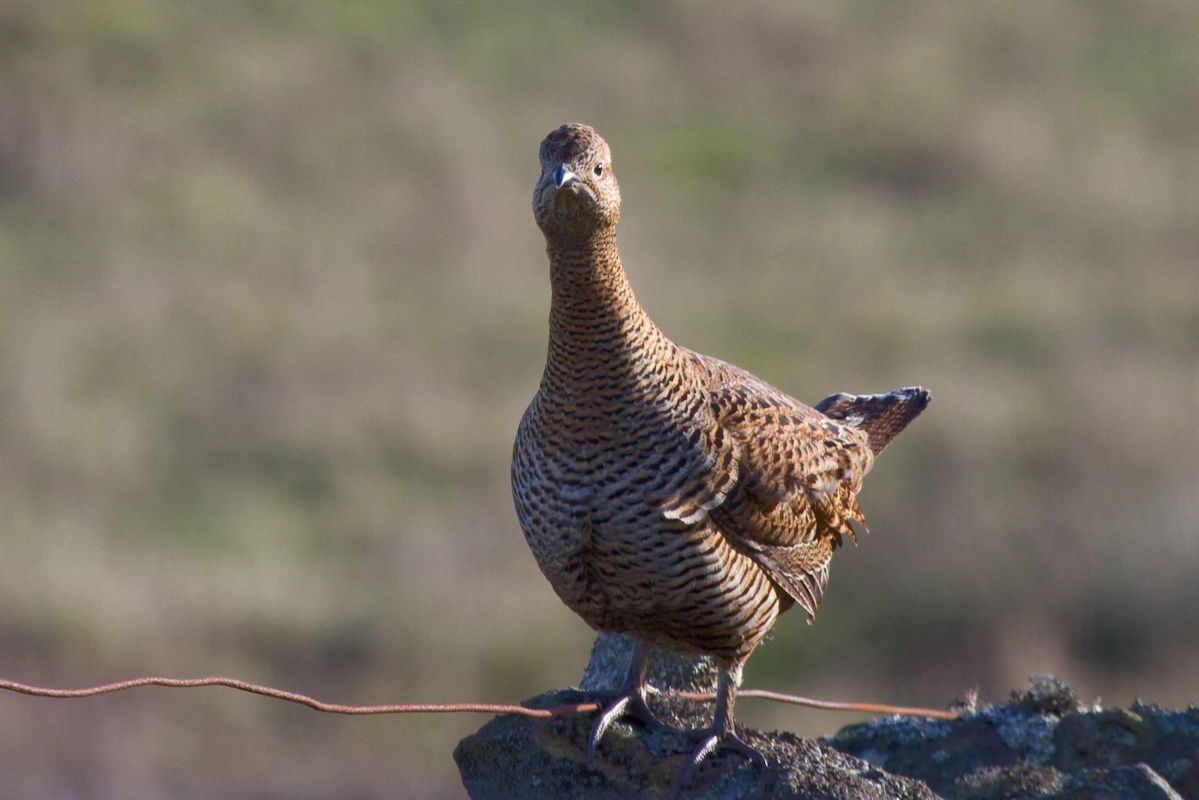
[674,727,768,797]
[587,689,665,757]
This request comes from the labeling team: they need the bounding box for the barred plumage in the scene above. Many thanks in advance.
[512,123,929,781]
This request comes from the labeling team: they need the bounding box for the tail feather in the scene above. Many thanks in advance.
[815,386,930,456]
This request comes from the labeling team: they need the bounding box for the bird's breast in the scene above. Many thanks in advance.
[513,394,704,534]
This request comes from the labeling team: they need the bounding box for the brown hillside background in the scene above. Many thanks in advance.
[1,2,1196,798]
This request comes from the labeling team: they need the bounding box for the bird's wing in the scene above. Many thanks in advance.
[672,352,877,619]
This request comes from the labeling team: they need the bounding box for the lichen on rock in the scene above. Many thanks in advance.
[830,674,1196,799]
[456,642,1197,800]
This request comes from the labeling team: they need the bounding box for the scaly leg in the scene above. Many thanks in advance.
[676,662,768,791]
[588,638,666,756]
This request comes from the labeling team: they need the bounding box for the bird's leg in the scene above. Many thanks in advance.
[676,663,768,790]
[588,638,665,756]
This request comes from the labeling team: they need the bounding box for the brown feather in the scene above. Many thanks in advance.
[513,122,929,674]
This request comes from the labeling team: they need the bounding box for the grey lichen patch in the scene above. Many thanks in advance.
[1013,674,1084,716]
[830,674,1197,799]
[985,705,1057,765]
[1131,699,1199,737]
[953,763,1063,800]
[839,713,958,750]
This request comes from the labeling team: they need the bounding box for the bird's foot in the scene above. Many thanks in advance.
[675,726,768,796]
[588,686,666,757]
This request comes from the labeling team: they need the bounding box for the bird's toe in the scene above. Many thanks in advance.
[674,726,768,795]
[588,688,667,757]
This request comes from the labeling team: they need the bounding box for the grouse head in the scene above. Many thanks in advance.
[533,123,620,242]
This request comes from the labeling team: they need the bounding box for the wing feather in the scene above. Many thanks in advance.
[668,352,877,618]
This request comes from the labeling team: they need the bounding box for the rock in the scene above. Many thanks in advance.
[455,633,939,799]
[454,687,941,799]
[580,633,719,695]
[455,643,1199,800]
[829,674,1198,799]
[1058,763,1183,800]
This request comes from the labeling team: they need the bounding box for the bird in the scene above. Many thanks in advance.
[511,122,930,784]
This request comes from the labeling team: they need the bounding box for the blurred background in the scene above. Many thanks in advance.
[1,1,1196,797]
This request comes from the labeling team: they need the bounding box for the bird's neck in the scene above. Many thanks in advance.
[543,233,673,388]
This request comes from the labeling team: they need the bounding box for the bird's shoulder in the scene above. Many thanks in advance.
[687,350,874,503]
[664,350,874,614]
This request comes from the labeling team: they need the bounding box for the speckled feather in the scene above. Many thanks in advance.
[513,124,928,702]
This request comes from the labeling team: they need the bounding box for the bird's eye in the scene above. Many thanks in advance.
[593,162,605,177]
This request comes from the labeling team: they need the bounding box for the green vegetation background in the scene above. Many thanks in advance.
[2,2,1196,797]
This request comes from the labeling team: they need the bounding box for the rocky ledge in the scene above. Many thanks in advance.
[454,635,1198,799]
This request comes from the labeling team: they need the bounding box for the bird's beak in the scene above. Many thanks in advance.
[552,163,577,189]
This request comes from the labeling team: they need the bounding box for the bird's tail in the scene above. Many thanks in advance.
[815,386,930,456]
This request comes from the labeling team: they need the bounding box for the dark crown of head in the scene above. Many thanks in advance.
[540,123,603,166]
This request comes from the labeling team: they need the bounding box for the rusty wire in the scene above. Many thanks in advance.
[0,675,955,720]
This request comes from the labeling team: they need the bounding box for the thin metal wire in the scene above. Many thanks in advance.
[0,675,955,720]
[719,689,959,720]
